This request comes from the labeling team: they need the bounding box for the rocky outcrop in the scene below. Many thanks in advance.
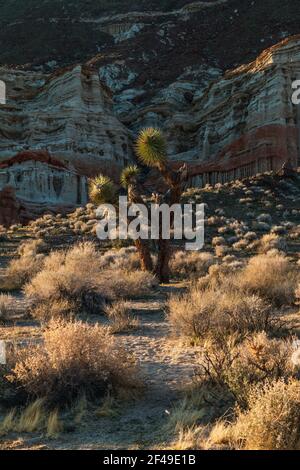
[116,36,300,187]
[0,65,133,179]
[0,151,89,226]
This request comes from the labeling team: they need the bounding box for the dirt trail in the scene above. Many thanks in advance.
[3,286,198,450]
[51,287,198,450]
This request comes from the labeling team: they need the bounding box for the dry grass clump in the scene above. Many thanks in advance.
[8,320,139,405]
[3,253,45,291]
[17,239,47,257]
[196,333,295,407]
[25,242,157,319]
[105,301,139,334]
[168,287,274,341]
[0,399,63,437]
[30,299,76,323]
[170,251,215,279]
[258,233,287,253]
[237,252,298,306]
[218,380,300,450]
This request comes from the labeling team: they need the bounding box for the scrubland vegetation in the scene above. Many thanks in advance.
[0,169,300,450]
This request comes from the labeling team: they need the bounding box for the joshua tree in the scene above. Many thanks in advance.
[89,168,153,273]
[90,128,188,283]
[135,128,188,282]
[135,128,188,206]
[89,174,117,205]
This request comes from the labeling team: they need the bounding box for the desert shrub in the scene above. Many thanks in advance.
[24,245,107,314]
[214,245,230,258]
[103,270,157,299]
[232,239,249,251]
[197,263,242,292]
[168,287,274,341]
[212,237,226,247]
[100,247,142,271]
[258,233,287,253]
[0,239,47,290]
[105,300,139,333]
[237,252,298,306]
[17,239,47,257]
[30,299,76,323]
[8,320,139,405]
[196,333,295,407]
[3,254,45,290]
[197,253,298,307]
[170,251,215,279]
[25,243,157,317]
[231,380,300,450]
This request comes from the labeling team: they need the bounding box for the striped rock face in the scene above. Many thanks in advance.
[0,65,133,180]
[167,37,300,186]
[128,36,300,189]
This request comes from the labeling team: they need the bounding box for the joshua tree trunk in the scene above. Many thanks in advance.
[127,183,153,273]
[155,162,188,283]
[135,238,153,272]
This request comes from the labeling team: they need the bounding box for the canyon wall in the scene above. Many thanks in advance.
[0,65,133,179]
[1,33,300,225]
[106,36,300,187]
[0,151,88,226]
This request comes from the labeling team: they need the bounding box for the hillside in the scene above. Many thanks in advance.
[0,0,298,75]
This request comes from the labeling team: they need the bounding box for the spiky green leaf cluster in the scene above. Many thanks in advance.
[135,128,167,168]
[89,174,117,205]
[120,165,140,189]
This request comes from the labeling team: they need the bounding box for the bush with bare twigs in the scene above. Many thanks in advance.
[170,251,215,279]
[168,287,275,341]
[25,242,157,319]
[196,333,296,407]
[7,320,140,405]
[237,252,298,306]
[105,300,139,333]
[206,380,300,450]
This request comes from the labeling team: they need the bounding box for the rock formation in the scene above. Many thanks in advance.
[108,35,300,187]
[0,65,133,179]
[0,151,89,226]
[1,2,300,224]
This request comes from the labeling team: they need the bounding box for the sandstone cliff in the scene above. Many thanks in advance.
[0,65,133,179]
[1,35,300,192]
